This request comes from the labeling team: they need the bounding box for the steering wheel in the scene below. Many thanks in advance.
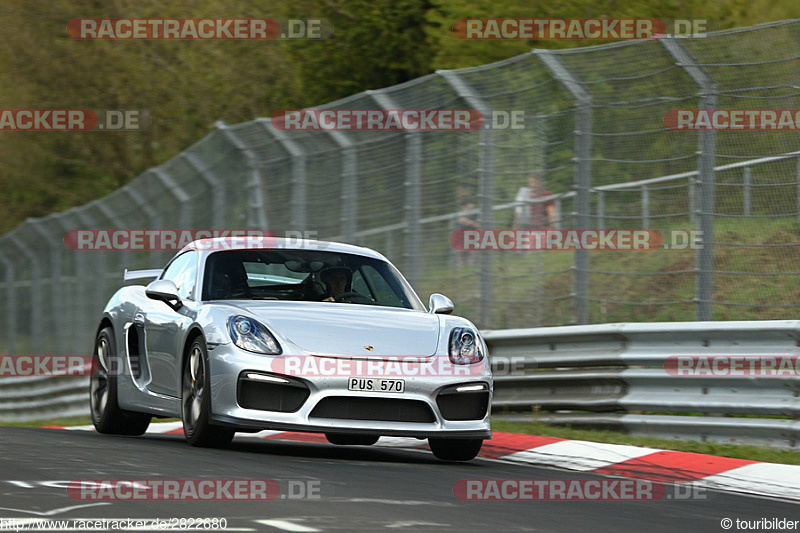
[304,277,327,300]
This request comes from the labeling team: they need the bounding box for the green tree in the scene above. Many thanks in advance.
[276,0,435,105]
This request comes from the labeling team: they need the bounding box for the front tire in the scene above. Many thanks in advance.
[429,438,483,461]
[90,326,151,435]
[325,433,380,446]
[181,337,235,448]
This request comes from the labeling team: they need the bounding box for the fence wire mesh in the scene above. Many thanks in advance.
[1,20,800,356]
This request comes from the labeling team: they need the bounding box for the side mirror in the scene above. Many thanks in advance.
[146,279,182,310]
[429,293,454,315]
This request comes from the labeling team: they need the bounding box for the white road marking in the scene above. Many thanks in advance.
[334,498,453,506]
[504,440,660,471]
[373,436,426,448]
[256,519,321,532]
[6,480,34,488]
[240,430,285,439]
[0,503,110,516]
[386,522,449,528]
[702,463,800,501]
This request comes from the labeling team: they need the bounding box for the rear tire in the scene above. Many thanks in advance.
[325,433,380,446]
[181,336,235,448]
[90,326,151,436]
[428,438,483,461]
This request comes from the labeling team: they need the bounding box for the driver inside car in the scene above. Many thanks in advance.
[319,266,351,301]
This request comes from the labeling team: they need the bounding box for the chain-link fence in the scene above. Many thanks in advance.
[1,20,799,357]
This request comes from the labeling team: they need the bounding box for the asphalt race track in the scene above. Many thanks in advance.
[0,427,796,532]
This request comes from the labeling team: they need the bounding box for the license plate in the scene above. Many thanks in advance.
[347,377,405,393]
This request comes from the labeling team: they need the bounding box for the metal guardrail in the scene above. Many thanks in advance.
[0,375,88,423]
[1,321,799,451]
[485,321,800,449]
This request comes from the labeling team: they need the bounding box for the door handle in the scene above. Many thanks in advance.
[133,313,145,324]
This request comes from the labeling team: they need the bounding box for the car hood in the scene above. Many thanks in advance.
[219,301,442,358]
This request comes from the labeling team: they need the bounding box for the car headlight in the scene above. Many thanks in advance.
[448,327,484,365]
[228,316,282,355]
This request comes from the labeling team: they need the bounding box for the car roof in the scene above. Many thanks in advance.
[183,237,388,261]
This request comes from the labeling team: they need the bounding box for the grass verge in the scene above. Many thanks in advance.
[1,416,92,427]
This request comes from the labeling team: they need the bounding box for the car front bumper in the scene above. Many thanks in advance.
[206,343,493,439]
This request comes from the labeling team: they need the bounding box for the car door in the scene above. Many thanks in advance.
[141,250,198,397]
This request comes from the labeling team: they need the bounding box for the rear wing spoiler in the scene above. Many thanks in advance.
[123,269,163,282]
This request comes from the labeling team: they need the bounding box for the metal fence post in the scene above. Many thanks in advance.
[368,89,421,284]
[574,106,592,325]
[259,119,307,232]
[122,185,164,267]
[0,245,16,354]
[597,191,605,230]
[149,167,192,266]
[319,130,357,243]
[30,218,64,355]
[661,37,717,321]
[93,200,127,310]
[743,166,752,216]
[477,128,495,323]
[182,152,225,228]
[53,213,81,353]
[152,168,192,230]
[71,207,97,352]
[217,121,269,229]
[537,51,592,325]
[642,185,650,229]
[439,70,495,327]
[11,233,43,354]
[75,204,106,353]
[697,94,718,322]
[340,145,357,243]
[554,198,563,230]
[404,133,422,284]
[796,155,800,222]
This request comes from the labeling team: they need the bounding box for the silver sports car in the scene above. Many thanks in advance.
[90,238,492,461]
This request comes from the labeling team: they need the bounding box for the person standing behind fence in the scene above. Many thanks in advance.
[513,173,556,230]
[512,173,555,326]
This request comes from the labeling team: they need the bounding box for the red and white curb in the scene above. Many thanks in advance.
[46,422,799,502]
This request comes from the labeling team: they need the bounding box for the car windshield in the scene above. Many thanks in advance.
[202,249,424,310]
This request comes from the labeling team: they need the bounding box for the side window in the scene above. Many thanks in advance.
[351,270,369,296]
[162,251,198,300]
[360,265,403,307]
